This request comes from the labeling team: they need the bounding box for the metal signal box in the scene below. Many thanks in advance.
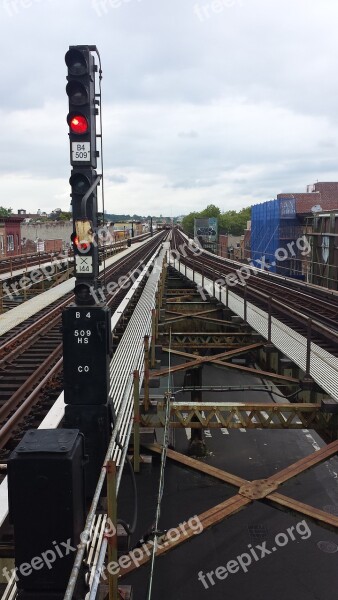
[8,429,87,599]
[62,304,112,405]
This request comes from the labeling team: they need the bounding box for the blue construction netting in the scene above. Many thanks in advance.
[250,199,280,272]
[250,198,303,276]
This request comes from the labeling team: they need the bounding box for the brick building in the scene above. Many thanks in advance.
[276,182,338,215]
[0,216,24,256]
[250,182,338,280]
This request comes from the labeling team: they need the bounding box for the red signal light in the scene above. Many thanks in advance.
[78,241,90,252]
[69,114,88,134]
[71,232,79,247]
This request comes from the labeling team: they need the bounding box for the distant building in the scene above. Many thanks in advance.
[218,234,242,260]
[250,182,338,280]
[303,209,338,290]
[243,221,251,261]
[0,216,24,256]
[21,221,73,251]
[112,222,144,238]
[194,217,218,253]
[17,209,47,222]
[277,182,338,215]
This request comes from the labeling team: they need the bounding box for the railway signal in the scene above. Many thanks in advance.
[65,46,98,169]
[65,45,100,305]
[63,46,113,497]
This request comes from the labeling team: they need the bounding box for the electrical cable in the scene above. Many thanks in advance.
[146,329,172,600]
[90,46,106,287]
[114,440,138,535]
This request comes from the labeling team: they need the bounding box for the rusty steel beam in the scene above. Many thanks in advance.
[145,443,248,487]
[213,360,300,382]
[193,315,240,327]
[159,331,258,336]
[118,494,251,579]
[161,346,299,383]
[166,293,197,302]
[267,493,338,531]
[150,343,264,379]
[143,443,338,531]
[162,307,220,324]
[139,402,335,431]
[267,439,338,484]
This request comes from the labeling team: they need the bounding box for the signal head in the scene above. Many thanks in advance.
[69,172,91,197]
[66,81,89,106]
[67,113,89,134]
[65,49,88,76]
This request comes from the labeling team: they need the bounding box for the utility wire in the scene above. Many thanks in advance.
[91,47,106,287]
[146,328,172,600]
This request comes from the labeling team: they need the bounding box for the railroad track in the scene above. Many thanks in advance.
[0,233,151,346]
[0,251,59,275]
[0,233,150,278]
[0,232,166,457]
[172,229,338,354]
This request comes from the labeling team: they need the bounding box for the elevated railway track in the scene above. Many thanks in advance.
[172,229,338,355]
[0,233,165,458]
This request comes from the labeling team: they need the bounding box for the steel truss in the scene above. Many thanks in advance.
[140,401,337,431]
[119,265,338,583]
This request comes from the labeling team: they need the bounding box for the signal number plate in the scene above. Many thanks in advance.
[76,256,93,273]
[72,142,90,162]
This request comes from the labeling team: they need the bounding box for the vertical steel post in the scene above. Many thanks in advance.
[133,370,140,473]
[155,291,159,338]
[306,319,312,377]
[159,268,163,308]
[151,308,156,368]
[268,296,272,343]
[144,335,150,412]
[225,284,229,308]
[243,284,247,322]
[0,284,3,314]
[106,460,118,600]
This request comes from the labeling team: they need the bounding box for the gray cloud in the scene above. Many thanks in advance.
[1,0,338,215]
[178,130,199,139]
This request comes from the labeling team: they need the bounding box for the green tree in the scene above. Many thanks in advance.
[182,205,251,237]
[57,211,71,221]
[181,211,199,236]
[0,207,13,217]
[220,207,251,235]
[199,204,221,218]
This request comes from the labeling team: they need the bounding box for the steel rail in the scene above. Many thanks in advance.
[170,253,338,401]
[0,356,63,448]
[172,236,338,348]
[176,228,338,301]
[63,241,168,600]
[173,229,338,334]
[0,233,163,352]
[0,235,165,456]
[0,239,164,450]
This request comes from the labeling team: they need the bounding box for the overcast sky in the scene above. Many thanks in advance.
[1,0,338,216]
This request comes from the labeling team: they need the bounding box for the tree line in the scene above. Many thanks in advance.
[181,204,251,236]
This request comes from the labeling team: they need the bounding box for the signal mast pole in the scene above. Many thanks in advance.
[62,46,112,497]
